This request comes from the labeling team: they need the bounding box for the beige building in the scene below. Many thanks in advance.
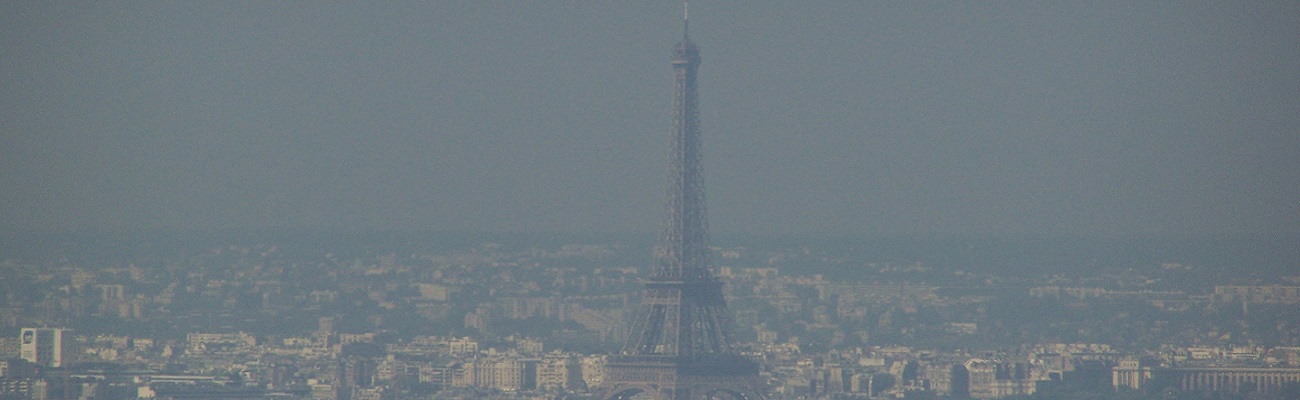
[536,355,584,390]
[1115,363,1300,395]
[963,358,1036,399]
[581,355,606,388]
[20,328,66,368]
[1213,286,1300,304]
[1112,359,1153,391]
[450,358,535,391]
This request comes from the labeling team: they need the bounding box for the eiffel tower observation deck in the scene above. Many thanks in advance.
[597,4,765,400]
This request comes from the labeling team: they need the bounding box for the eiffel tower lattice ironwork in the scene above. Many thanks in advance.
[598,4,764,400]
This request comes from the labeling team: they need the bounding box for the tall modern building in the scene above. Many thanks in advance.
[598,5,764,400]
[19,328,65,368]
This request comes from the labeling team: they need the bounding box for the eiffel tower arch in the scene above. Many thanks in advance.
[601,354,764,399]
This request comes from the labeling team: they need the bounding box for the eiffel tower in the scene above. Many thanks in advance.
[598,4,764,400]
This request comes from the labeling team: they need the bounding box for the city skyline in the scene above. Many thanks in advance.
[3,2,1298,238]
[4,4,1300,399]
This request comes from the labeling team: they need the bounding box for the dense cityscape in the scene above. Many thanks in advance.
[2,233,1298,399]
[3,2,1297,400]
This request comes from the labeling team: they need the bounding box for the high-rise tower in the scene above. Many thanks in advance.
[598,5,765,400]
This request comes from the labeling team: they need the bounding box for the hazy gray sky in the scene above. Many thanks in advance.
[2,2,1297,237]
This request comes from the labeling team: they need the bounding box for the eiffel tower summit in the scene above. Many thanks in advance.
[597,4,765,400]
